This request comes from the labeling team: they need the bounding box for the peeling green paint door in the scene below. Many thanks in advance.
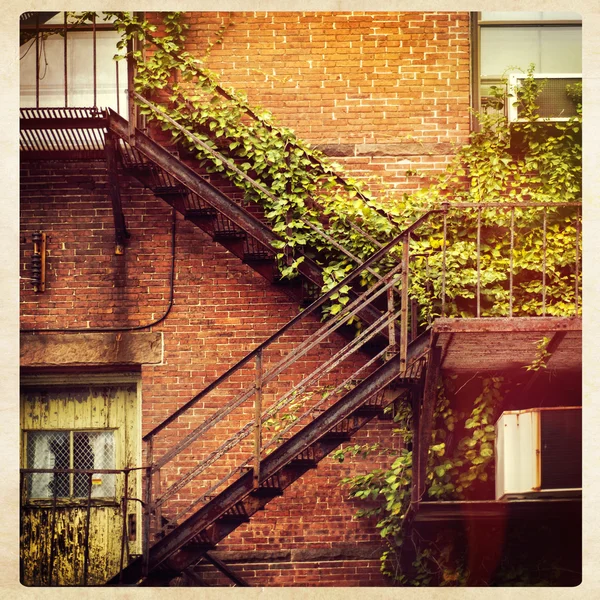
[20,381,141,586]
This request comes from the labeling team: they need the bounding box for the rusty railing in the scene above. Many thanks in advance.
[20,467,144,586]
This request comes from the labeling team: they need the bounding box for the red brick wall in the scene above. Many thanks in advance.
[20,159,394,584]
[20,11,474,586]
[180,11,472,192]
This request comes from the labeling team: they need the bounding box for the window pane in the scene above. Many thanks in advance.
[27,431,70,498]
[481,26,582,78]
[20,26,128,114]
[74,431,116,498]
[26,430,116,499]
[540,28,582,73]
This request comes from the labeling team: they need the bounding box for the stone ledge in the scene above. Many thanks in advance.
[206,543,383,565]
[357,142,454,156]
[313,142,455,157]
[20,331,163,367]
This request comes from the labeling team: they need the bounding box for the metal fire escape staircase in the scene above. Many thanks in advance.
[20,99,584,586]
[20,106,442,586]
[107,212,440,584]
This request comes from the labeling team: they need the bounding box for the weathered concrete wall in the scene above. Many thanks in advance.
[20,332,163,367]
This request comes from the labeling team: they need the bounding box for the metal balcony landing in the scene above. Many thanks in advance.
[433,317,582,373]
[20,107,108,160]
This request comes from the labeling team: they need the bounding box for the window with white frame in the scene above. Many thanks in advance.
[25,430,116,499]
[475,12,582,118]
[19,12,128,114]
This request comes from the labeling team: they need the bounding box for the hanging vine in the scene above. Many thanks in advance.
[61,11,582,585]
[79,11,581,324]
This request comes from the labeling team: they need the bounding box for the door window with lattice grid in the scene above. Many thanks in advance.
[26,430,116,499]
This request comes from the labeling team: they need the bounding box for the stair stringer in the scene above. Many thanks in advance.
[108,330,431,585]
[106,110,391,332]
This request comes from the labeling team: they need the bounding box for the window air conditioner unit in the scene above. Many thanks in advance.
[495,406,582,501]
[507,73,582,123]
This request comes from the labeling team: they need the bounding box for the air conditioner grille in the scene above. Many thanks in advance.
[535,78,579,119]
[540,408,582,489]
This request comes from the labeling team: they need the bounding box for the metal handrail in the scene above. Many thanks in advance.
[138,210,442,540]
[154,304,403,514]
[143,201,582,523]
[132,92,396,274]
[151,263,405,472]
[143,206,443,442]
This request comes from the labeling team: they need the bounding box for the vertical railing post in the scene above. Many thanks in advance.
[154,468,162,536]
[63,13,68,108]
[425,256,432,327]
[127,38,137,145]
[116,59,121,114]
[542,208,548,316]
[254,349,263,489]
[387,287,396,359]
[142,437,153,577]
[35,14,40,108]
[82,472,93,586]
[476,206,481,318]
[92,13,97,108]
[119,470,129,583]
[48,478,58,586]
[19,471,26,585]
[575,207,581,316]
[509,207,515,318]
[441,211,447,318]
[400,234,410,374]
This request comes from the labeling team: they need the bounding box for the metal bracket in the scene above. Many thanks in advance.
[104,131,130,254]
[31,231,46,292]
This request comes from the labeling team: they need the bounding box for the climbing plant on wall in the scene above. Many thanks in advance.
[76,10,581,585]
[90,11,580,325]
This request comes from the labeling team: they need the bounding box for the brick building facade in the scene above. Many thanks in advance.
[19,11,582,587]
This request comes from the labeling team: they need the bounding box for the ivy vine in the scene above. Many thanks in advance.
[72,12,580,326]
[63,13,581,584]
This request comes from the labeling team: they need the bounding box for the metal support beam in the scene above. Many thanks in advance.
[413,342,442,507]
[203,552,250,587]
[400,234,410,373]
[126,38,137,144]
[104,131,129,254]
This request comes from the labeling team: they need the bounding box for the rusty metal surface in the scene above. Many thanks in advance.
[20,108,108,159]
[134,92,387,268]
[433,317,581,372]
[104,131,129,251]
[203,552,250,587]
[107,110,326,290]
[414,345,442,505]
[108,340,427,584]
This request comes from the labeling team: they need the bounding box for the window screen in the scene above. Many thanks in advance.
[475,12,582,120]
[26,430,116,499]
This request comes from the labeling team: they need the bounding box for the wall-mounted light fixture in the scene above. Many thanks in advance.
[31,231,46,292]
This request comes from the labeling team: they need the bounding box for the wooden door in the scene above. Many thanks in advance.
[20,378,141,586]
